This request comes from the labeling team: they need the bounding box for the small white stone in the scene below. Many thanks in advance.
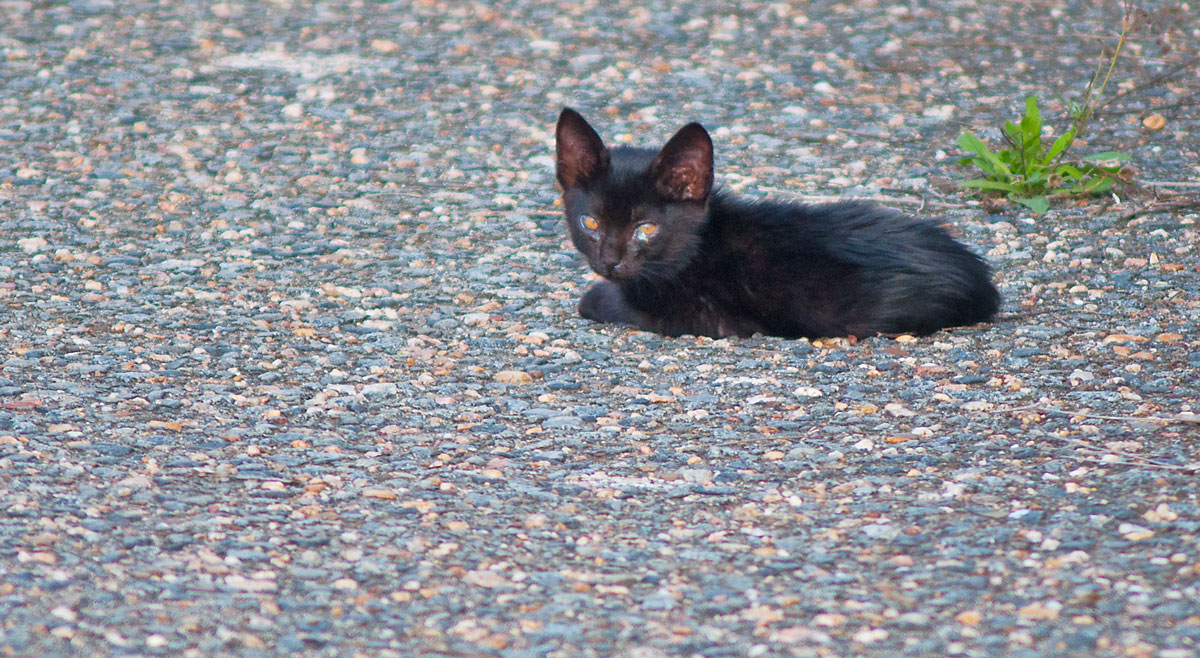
[361,383,398,398]
[51,606,77,622]
[18,237,49,253]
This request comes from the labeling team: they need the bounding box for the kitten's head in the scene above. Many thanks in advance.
[555,108,713,283]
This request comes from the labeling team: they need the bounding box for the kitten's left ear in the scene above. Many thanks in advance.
[556,108,610,190]
[650,123,713,201]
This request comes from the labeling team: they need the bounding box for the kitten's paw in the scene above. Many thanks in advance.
[579,282,635,325]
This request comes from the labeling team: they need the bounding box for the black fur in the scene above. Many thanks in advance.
[555,108,1000,339]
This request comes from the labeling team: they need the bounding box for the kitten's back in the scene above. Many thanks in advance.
[706,196,999,336]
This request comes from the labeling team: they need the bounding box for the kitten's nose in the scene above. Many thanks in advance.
[600,261,627,279]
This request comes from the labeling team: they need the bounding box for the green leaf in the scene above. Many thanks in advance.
[1022,97,1041,129]
[1003,121,1024,145]
[1071,176,1116,194]
[1082,160,1124,175]
[957,133,1012,179]
[1014,196,1050,214]
[957,132,996,159]
[959,178,1023,193]
[969,162,1001,178]
[958,156,989,171]
[1082,151,1129,162]
[1058,175,1116,196]
[1019,96,1043,154]
[1044,129,1076,164]
[1054,163,1084,180]
[1002,121,1029,172]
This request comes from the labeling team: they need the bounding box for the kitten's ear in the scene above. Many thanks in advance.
[556,108,609,189]
[650,123,713,201]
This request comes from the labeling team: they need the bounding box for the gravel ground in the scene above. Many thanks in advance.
[2,1,1199,657]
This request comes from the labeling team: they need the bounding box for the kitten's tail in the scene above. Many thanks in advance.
[888,239,1001,335]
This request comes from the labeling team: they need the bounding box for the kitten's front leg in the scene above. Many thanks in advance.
[579,281,638,326]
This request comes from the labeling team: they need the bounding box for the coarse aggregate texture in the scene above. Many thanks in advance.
[1,1,1199,657]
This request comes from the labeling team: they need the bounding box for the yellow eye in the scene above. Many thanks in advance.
[580,214,599,232]
[634,223,658,241]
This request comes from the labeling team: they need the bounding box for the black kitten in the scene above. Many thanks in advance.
[554,108,1000,339]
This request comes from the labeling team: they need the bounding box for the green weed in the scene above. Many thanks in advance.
[956,1,1135,214]
[957,97,1128,214]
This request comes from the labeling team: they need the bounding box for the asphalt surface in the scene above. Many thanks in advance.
[1,1,1199,657]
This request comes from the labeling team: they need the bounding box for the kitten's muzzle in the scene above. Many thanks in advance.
[599,261,624,279]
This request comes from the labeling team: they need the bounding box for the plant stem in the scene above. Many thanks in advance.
[1073,0,1134,137]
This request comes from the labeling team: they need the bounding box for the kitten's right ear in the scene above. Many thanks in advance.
[556,108,609,189]
[650,123,713,201]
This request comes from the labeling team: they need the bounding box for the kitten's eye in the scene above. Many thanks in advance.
[633,223,658,242]
[579,214,599,233]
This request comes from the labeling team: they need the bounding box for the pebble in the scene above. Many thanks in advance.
[494,370,534,384]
